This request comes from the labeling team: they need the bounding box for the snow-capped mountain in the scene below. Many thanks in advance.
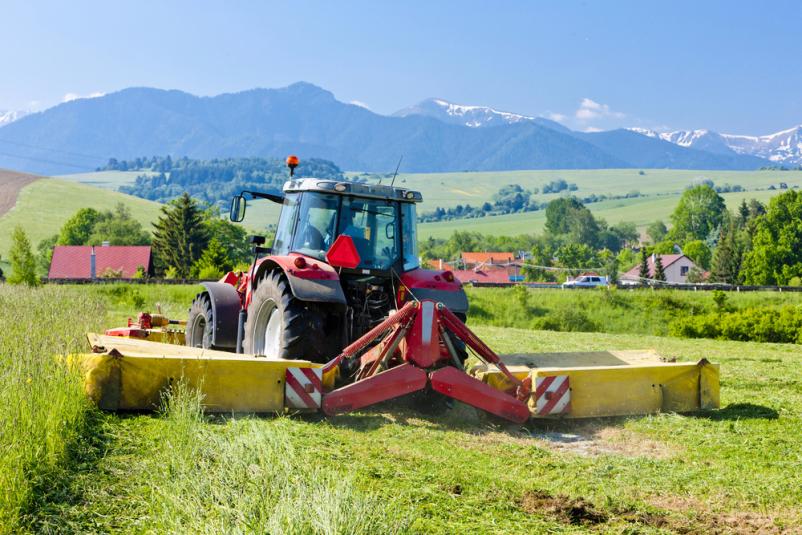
[722,126,802,165]
[394,98,536,128]
[629,126,802,164]
[0,110,28,127]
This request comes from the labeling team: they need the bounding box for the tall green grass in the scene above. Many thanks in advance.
[78,381,408,533]
[0,285,104,532]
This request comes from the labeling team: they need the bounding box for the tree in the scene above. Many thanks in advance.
[653,255,666,282]
[668,185,726,243]
[682,240,712,270]
[638,249,650,280]
[58,208,102,245]
[152,193,210,277]
[544,197,600,248]
[555,243,597,270]
[599,249,619,284]
[8,226,39,286]
[192,237,232,278]
[711,224,738,283]
[88,203,150,245]
[742,190,802,285]
[36,234,58,277]
[204,210,250,265]
[646,220,668,244]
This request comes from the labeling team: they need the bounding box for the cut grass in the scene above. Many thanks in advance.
[8,284,802,533]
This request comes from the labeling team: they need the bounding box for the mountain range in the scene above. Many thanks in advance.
[0,82,794,175]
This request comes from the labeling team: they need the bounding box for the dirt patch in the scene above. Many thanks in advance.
[0,169,40,217]
[519,490,608,525]
[647,496,801,534]
[520,490,799,533]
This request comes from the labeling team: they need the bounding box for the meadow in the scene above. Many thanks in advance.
[2,283,801,533]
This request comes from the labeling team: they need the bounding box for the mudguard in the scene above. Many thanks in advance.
[400,269,469,315]
[253,254,347,305]
[198,282,242,349]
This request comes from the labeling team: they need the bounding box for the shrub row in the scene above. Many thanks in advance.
[669,305,802,344]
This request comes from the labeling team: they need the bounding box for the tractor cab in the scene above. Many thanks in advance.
[275,179,423,274]
[231,179,423,275]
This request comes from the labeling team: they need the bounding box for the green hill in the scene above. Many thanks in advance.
[50,167,802,241]
[0,178,163,273]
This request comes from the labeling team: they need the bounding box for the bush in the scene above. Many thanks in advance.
[197,265,224,280]
[670,305,802,343]
[537,307,598,333]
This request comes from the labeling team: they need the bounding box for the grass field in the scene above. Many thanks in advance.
[55,170,157,191]
[0,178,164,273]
[3,284,801,533]
[60,168,802,239]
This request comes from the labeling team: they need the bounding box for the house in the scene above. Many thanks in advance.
[49,244,152,279]
[453,266,518,285]
[460,252,514,269]
[621,254,699,284]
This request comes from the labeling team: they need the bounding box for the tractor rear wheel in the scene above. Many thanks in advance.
[186,293,214,349]
[243,271,332,361]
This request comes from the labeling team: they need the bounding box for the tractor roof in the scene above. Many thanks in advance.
[283,178,423,203]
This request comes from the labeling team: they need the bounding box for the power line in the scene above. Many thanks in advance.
[0,137,108,162]
[0,151,98,171]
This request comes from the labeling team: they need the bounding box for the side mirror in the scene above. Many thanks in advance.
[385,222,395,240]
[230,195,246,222]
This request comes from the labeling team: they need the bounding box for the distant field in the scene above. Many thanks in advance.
[55,170,156,190]
[48,167,802,240]
[0,178,163,260]
[420,189,786,239]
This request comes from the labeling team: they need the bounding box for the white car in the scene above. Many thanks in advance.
[562,275,609,288]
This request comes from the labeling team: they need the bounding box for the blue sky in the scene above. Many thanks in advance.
[2,1,800,134]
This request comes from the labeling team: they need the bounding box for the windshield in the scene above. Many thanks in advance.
[290,193,339,258]
[339,197,400,270]
[401,202,419,270]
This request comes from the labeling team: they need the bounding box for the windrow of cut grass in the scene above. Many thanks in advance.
[0,285,104,532]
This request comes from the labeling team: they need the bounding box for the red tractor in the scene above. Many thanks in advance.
[185,157,468,365]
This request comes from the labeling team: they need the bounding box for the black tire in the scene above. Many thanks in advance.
[186,293,214,349]
[243,270,333,362]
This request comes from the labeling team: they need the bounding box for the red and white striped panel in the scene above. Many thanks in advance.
[534,375,571,416]
[285,367,323,410]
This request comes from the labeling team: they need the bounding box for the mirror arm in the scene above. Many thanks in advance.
[241,190,285,204]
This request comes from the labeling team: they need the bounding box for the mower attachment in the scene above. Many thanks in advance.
[321,300,531,423]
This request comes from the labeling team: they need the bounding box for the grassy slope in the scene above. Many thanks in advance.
[55,170,156,190]
[0,178,163,263]
[13,284,800,533]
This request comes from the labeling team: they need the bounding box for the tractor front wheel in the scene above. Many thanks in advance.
[243,271,331,361]
[186,293,214,349]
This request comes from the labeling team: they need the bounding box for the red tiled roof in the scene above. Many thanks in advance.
[425,259,455,271]
[453,267,514,284]
[49,245,151,278]
[622,254,691,279]
[461,252,514,265]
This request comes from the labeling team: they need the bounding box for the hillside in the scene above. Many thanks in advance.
[0,169,40,216]
[0,178,163,267]
[0,83,766,175]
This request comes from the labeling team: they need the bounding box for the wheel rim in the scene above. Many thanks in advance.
[189,314,207,348]
[252,299,281,356]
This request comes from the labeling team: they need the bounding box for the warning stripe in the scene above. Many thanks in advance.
[534,375,556,399]
[299,367,323,392]
[285,370,317,409]
[538,376,570,415]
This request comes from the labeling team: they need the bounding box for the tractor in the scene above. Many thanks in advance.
[185,156,468,366]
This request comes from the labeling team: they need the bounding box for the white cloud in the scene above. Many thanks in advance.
[63,91,105,103]
[546,112,567,122]
[575,98,624,121]
[349,100,371,110]
[583,126,603,133]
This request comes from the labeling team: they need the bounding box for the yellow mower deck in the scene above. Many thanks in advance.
[74,334,322,412]
[471,350,720,418]
[73,336,719,419]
